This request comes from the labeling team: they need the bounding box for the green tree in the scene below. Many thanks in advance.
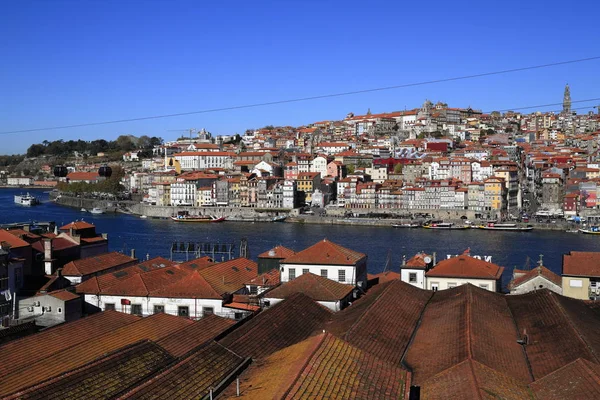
[394,163,403,174]
[26,144,45,157]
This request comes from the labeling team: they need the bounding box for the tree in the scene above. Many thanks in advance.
[394,163,403,174]
[26,144,45,158]
[116,135,135,152]
[137,135,151,149]
[149,137,163,147]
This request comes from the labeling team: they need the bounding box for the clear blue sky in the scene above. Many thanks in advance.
[1,0,599,154]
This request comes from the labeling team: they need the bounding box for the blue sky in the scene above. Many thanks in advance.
[1,0,599,154]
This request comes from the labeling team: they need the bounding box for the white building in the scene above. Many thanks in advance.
[7,177,33,186]
[399,253,433,289]
[279,239,367,290]
[424,254,504,292]
[282,180,296,209]
[508,264,562,295]
[173,151,235,171]
[170,181,197,206]
[310,156,329,178]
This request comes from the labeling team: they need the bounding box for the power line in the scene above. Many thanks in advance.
[1,56,599,135]
[484,97,600,114]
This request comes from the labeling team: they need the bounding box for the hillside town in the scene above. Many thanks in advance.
[3,85,600,223]
[2,216,600,398]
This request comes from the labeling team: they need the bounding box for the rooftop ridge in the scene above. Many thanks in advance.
[343,281,395,341]
[400,286,436,371]
[551,291,600,365]
[503,291,536,382]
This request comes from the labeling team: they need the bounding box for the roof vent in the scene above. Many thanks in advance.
[268,250,275,256]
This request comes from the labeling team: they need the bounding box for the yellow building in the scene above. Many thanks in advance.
[562,251,600,300]
[296,172,321,203]
[483,177,506,215]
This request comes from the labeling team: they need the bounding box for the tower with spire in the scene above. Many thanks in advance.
[563,84,571,114]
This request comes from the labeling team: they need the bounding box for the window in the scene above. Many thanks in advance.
[105,303,115,311]
[302,268,310,275]
[289,268,296,280]
[569,279,583,288]
[249,285,258,295]
[320,269,328,279]
[57,307,63,314]
[154,305,165,314]
[178,306,190,317]
[131,304,142,316]
[202,307,214,316]
[234,312,244,320]
[448,283,457,288]
[338,270,346,283]
[409,273,417,283]
[479,284,489,290]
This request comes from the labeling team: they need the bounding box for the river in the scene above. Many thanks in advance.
[2,188,599,289]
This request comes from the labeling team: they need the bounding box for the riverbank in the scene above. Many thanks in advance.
[48,192,578,231]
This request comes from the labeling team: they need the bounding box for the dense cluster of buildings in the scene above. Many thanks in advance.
[2,218,600,398]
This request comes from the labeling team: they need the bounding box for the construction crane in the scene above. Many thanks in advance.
[167,128,199,141]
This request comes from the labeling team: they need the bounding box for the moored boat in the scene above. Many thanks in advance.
[171,214,226,223]
[14,193,39,206]
[392,223,421,228]
[477,223,533,231]
[422,222,470,230]
[271,215,287,222]
[579,227,600,235]
[90,207,104,215]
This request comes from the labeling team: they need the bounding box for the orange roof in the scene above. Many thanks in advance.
[508,265,562,289]
[47,289,80,301]
[59,221,96,231]
[62,252,137,277]
[258,245,295,259]
[66,172,100,181]
[0,230,30,249]
[426,255,504,280]
[563,251,600,277]
[282,239,366,266]
[265,273,354,302]
[247,268,281,286]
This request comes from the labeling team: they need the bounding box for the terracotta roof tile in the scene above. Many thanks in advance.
[0,230,30,249]
[327,280,432,365]
[247,268,281,286]
[426,255,504,280]
[265,273,354,302]
[0,313,193,397]
[367,270,401,283]
[508,265,562,289]
[0,311,139,381]
[563,251,600,277]
[405,285,531,385]
[59,221,96,231]
[219,292,332,359]
[119,341,245,400]
[530,358,600,399]
[282,239,366,266]
[156,314,236,357]
[257,245,296,259]
[62,251,137,277]
[198,257,258,294]
[6,341,174,400]
[223,333,408,399]
[507,290,600,379]
[47,289,80,301]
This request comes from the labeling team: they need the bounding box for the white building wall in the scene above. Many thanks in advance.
[425,276,497,292]
[264,297,341,312]
[509,276,562,295]
[279,263,360,287]
[400,268,426,289]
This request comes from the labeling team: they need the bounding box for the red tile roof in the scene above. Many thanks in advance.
[246,268,280,286]
[0,313,193,397]
[219,292,332,359]
[327,280,432,365]
[563,251,600,277]
[265,273,354,302]
[405,252,431,269]
[282,239,366,266]
[59,221,96,231]
[257,245,295,259]
[222,333,409,399]
[426,255,504,280]
[119,341,245,400]
[0,311,139,380]
[5,341,174,400]
[0,230,30,249]
[530,358,600,399]
[62,252,137,277]
[508,265,562,289]
[405,285,532,385]
[66,172,100,181]
[367,270,400,283]
[47,289,80,301]
[507,290,600,379]
[156,314,236,357]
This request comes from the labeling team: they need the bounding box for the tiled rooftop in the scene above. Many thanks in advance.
[6,341,174,400]
[265,272,354,302]
[563,251,600,277]
[0,311,139,378]
[530,358,600,399]
[62,251,137,277]
[508,265,562,289]
[257,245,296,259]
[219,292,332,359]
[426,255,504,280]
[282,238,366,266]
[119,341,245,399]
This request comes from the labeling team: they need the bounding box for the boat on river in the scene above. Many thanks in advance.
[171,212,225,223]
[392,223,421,228]
[271,215,287,222]
[90,207,104,215]
[579,226,600,235]
[422,222,470,230]
[14,193,39,206]
[477,223,533,231]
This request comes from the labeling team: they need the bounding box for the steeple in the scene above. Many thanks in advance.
[563,84,571,114]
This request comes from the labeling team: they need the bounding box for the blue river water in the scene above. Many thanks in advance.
[2,188,599,290]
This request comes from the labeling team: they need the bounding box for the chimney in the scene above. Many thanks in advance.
[23,224,30,232]
[43,238,52,261]
[69,227,74,237]
[56,268,62,277]
[130,249,136,259]
[433,252,437,265]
